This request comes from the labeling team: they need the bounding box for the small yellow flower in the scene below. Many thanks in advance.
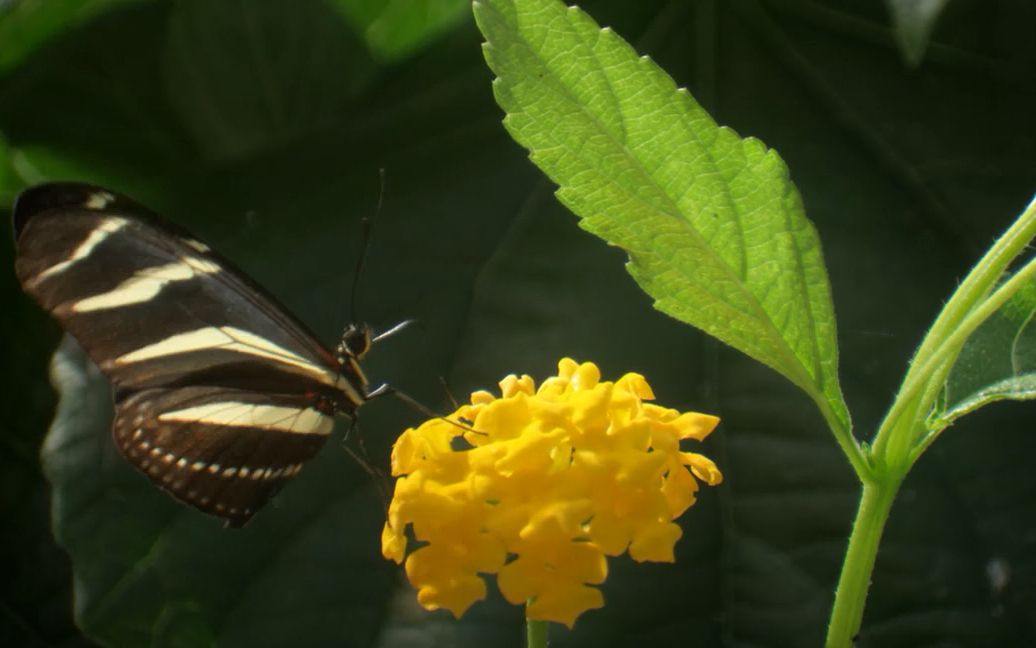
[382,358,721,627]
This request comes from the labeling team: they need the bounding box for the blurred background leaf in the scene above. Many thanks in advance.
[885,0,949,67]
[2,0,1035,647]
[164,0,377,161]
[328,0,470,63]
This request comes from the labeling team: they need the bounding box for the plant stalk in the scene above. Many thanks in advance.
[873,193,1036,460]
[825,475,903,648]
[526,618,548,648]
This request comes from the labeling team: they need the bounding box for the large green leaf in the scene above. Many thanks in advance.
[473,0,850,431]
[934,274,1036,426]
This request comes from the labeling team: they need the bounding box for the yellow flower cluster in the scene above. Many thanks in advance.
[381,358,722,627]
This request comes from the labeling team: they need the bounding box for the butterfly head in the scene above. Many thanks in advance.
[337,323,373,364]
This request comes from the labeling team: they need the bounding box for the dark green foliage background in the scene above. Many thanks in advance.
[1,1,1034,646]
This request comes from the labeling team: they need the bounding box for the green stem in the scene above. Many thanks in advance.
[873,194,1036,460]
[883,252,1036,467]
[815,393,869,480]
[825,475,902,648]
[526,618,548,648]
[828,197,1036,647]
[908,254,1036,460]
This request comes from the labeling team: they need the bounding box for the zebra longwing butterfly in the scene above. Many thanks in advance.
[14,182,372,527]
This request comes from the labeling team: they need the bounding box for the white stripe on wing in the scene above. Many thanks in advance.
[111,325,341,387]
[71,256,221,312]
[158,401,334,435]
[29,217,129,286]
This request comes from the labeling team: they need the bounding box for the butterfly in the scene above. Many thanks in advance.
[13,182,373,527]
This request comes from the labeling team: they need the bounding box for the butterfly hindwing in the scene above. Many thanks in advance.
[14,182,369,525]
[114,387,334,527]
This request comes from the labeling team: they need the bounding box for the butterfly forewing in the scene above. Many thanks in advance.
[14,182,368,525]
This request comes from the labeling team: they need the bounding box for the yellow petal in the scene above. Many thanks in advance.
[497,555,542,604]
[474,393,531,440]
[616,371,654,400]
[405,545,488,616]
[470,389,496,405]
[588,511,630,556]
[628,520,682,563]
[682,452,724,485]
[569,360,601,391]
[499,374,535,398]
[673,411,720,440]
[526,583,604,629]
[381,522,406,563]
[414,573,487,618]
[662,462,700,516]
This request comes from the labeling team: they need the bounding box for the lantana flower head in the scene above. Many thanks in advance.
[382,358,722,627]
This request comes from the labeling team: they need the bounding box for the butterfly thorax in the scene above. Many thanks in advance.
[333,322,372,408]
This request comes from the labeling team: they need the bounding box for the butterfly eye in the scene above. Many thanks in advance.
[339,324,373,361]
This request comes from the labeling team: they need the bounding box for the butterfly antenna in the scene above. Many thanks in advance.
[348,168,387,326]
[367,383,484,436]
[371,319,416,344]
[438,376,460,410]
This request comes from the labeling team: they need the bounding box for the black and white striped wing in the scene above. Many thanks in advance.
[13,182,367,526]
[115,387,333,526]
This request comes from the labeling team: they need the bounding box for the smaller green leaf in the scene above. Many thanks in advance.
[474,0,850,433]
[328,0,470,63]
[885,0,949,67]
[0,0,147,75]
[934,275,1036,426]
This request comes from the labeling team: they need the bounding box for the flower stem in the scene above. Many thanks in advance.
[526,618,549,648]
[824,475,902,648]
